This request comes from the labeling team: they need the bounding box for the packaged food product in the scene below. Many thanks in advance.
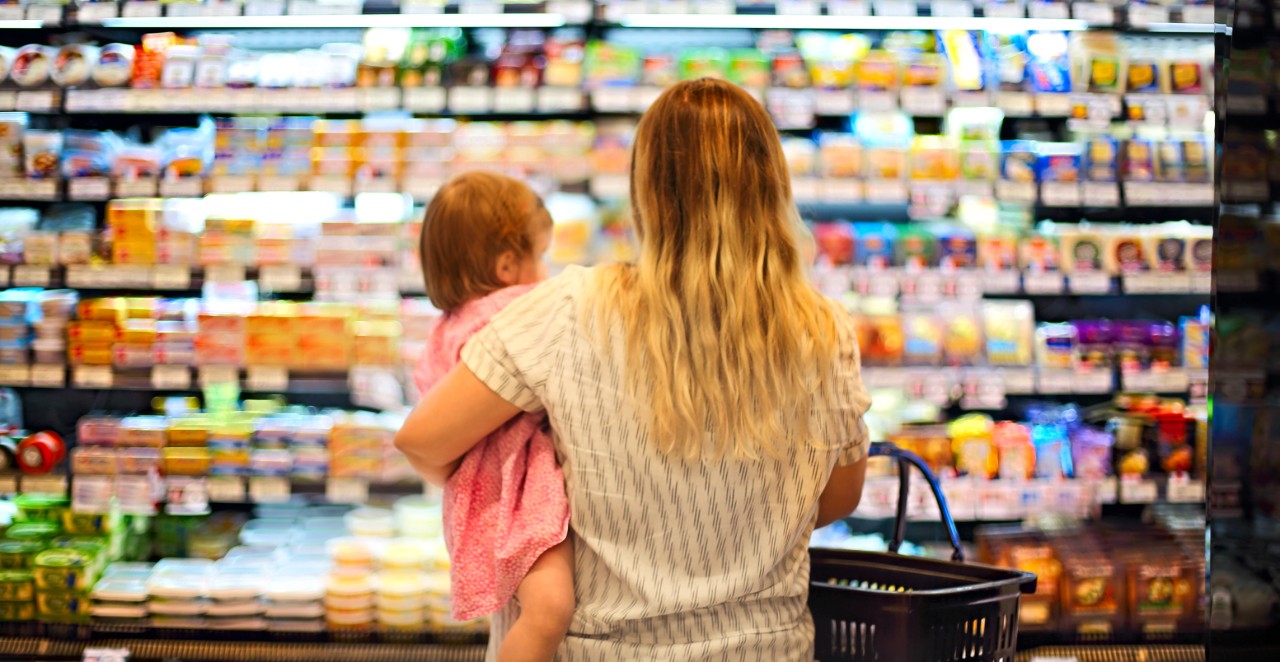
[92,44,136,87]
[983,301,1034,366]
[23,131,63,179]
[1073,319,1114,369]
[33,549,98,591]
[10,45,52,88]
[1035,323,1077,370]
[993,422,1035,480]
[51,44,99,88]
[902,312,943,366]
[949,414,998,479]
[1070,427,1114,479]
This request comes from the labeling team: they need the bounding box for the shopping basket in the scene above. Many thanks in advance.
[809,442,1038,662]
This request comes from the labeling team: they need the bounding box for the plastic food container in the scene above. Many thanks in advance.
[76,416,123,446]
[92,577,149,603]
[264,600,325,619]
[118,447,162,475]
[344,508,394,538]
[15,494,69,523]
[149,598,208,616]
[162,447,212,476]
[393,496,442,539]
[205,599,264,617]
[5,522,59,544]
[71,446,118,475]
[0,569,33,601]
[33,549,96,591]
[328,537,375,569]
[0,540,42,569]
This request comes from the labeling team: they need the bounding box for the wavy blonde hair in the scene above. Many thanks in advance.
[594,78,842,461]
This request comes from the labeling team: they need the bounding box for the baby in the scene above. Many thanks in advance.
[414,171,572,662]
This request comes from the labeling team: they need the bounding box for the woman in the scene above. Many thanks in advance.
[395,77,871,661]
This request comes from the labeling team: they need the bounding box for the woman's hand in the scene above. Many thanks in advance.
[394,363,523,487]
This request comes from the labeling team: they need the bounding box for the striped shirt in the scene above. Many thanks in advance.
[461,265,871,662]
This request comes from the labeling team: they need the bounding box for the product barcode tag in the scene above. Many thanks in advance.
[0,365,29,386]
[326,478,369,504]
[199,365,239,387]
[259,265,302,293]
[207,476,245,502]
[1028,0,1068,18]
[205,264,246,284]
[1081,182,1120,207]
[30,364,64,388]
[828,0,869,14]
[246,366,288,393]
[1037,369,1073,394]
[165,477,210,515]
[73,366,113,389]
[0,476,17,495]
[1040,182,1080,207]
[1128,3,1170,26]
[449,87,493,113]
[249,476,291,503]
[69,177,111,200]
[873,0,915,15]
[1072,1,1113,24]
[151,365,191,391]
[1067,271,1111,294]
[1181,4,1214,23]
[1166,474,1206,503]
[159,177,203,198]
[933,0,973,15]
[1023,270,1064,294]
[1071,368,1113,394]
[1120,477,1158,504]
[151,265,191,291]
[11,266,51,288]
[961,372,1007,410]
[22,475,68,496]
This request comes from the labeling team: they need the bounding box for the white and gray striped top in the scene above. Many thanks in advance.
[461,265,871,662]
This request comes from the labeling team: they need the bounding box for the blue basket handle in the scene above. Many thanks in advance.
[869,441,965,563]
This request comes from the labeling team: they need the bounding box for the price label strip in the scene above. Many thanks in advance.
[249,476,291,504]
[326,478,370,505]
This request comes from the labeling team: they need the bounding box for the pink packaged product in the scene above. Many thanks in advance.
[77,415,123,446]
[118,447,162,474]
[72,446,119,475]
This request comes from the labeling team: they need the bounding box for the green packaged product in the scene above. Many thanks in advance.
[35,589,90,622]
[61,511,114,536]
[727,49,770,88]
[32,549,97,591]
[0,541,42,569]
[14,495,69,524]
[5,522,59,543]
[898,225,938,269]
[0,600,34,621]
[678,48,728,81]
[0,570,33,601]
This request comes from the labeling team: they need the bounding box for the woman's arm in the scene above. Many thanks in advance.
[816,457,867,528]
[394,363,523,487]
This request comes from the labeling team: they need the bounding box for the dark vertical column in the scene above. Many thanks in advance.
[1210,0,1280,657]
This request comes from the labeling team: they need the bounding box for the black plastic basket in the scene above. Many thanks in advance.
[809,442,1037,662]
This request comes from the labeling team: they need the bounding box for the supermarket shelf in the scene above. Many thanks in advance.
[46,87,1209,125]
[1015,645,1204,661]
[0,264,1210,298]
[0,363,1205,400]
[612,12,1087,30]
[95,12,569,28]
[0,635,486,662]
[857,473,1207,523]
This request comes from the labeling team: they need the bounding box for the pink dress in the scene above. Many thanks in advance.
[414,285,570,622]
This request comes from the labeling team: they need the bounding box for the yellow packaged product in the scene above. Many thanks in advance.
[67,321,118,344]
[76,299,126,323]
[162,447,212,476]
[166,416,212,447]
[68,343,113,366]
[120,319,157,344]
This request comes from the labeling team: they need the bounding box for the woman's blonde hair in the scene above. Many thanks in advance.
[595,78,842,460]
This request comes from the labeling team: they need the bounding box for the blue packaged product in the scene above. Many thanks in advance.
[852,222,898,268]
[1025,32,1071,93]
[1000,141,1038,182]
[1036,143,1082,183]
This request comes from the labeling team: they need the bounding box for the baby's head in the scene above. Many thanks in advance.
[420,171,553,313]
